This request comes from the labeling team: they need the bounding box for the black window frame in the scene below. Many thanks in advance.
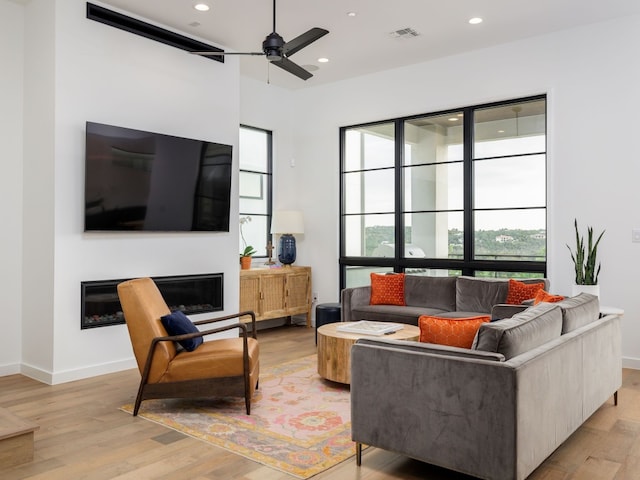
[239,124,273,259]
[339,95,547,289]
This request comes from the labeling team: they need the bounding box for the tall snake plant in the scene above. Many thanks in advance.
[567,219,605,285]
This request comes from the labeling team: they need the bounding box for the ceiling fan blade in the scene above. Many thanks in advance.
[192,51,265,56]
[271,57,313,80]
[283,28,329,57]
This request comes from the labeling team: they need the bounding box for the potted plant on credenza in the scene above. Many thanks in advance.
[567,219,605,297]
[239,215,256,270]
[240,246,257,270]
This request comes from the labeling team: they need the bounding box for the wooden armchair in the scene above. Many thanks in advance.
[117,277,259,416]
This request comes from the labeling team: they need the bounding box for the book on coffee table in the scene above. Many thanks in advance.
[336,321,403,336]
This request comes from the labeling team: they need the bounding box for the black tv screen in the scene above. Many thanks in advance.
[84,122,232,232]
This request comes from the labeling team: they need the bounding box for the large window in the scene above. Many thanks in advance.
[239,125,272,258]
[340,96,546,288]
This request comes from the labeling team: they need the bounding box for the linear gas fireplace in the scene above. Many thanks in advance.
[81,273,224,329]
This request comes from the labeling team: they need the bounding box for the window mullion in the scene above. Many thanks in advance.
[463,107,474,273]
[395,120,404,271]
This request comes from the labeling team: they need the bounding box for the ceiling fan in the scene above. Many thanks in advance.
[192,0,329,80]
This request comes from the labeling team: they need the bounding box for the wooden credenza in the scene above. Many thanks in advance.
[240,266,312,327]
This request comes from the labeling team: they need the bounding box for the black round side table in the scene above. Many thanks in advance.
[315,302,341,344]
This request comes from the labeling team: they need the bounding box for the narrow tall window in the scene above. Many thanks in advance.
[239,126,272,258]
[340,96,546,288]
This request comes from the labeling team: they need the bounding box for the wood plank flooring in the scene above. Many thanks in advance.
[0,325,639,479]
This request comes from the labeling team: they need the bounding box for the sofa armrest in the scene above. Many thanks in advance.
[340,286,371,322]
[350,340,517,479]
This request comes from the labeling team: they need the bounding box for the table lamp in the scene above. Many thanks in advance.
[271,210,304,265]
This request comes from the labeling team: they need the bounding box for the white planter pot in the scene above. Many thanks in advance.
[571,284,600,298]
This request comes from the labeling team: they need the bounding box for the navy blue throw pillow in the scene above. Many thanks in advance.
[161,310,203,352]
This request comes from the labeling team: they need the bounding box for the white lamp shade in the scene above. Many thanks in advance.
[271,210,304,234]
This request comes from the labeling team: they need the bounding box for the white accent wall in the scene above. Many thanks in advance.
[5,0,242,383]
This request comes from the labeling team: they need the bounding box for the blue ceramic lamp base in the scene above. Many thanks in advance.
[278,234,297,265]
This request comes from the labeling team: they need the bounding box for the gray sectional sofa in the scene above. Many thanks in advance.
[341,275,549,324]
[350,293,622,480]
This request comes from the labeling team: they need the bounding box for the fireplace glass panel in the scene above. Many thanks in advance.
[81,273,223,329]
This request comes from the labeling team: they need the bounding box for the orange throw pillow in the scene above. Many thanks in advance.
[533,289,565,305]
[505,279,545,304]
[419,315,491,348]
[369,273,406,306]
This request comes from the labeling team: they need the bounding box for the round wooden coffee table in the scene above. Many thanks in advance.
[316,322,420,384]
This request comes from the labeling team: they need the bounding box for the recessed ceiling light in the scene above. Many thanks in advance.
[318,57,329,63]
[194,3,210,12]
[469,17,483,25]
[448,118,459,122]
[347,12,357,17]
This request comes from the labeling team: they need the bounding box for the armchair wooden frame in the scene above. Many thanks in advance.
[133,311,258,416]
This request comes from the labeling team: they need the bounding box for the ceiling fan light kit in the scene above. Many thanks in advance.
[192,0,329,80]
[263,32,285,61]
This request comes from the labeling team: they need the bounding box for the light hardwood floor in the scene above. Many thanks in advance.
[1,325,639,480]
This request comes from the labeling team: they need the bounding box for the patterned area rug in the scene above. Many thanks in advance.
[121,355,354,478]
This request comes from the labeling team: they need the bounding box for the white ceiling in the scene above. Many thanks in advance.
[98,0,640,90]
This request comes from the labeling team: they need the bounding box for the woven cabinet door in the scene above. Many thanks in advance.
[260,274,287,319]
[239,275,260,321]
[285,270,311,316]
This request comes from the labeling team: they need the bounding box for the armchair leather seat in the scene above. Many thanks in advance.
[161,339,259,383]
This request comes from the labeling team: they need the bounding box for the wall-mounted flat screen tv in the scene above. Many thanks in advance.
[85,122,232,232]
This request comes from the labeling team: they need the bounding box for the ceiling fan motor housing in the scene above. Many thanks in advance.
[263,32,285,60]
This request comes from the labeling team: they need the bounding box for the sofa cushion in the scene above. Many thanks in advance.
[455,277,511,313]
[533,289,565,305]
[419,315,491,348]
[404,275,457,311]
[161,310,203,352]
[472,303,562,360]
[505,279,546,304]
[351,305,447,325]
[370,273,405,306]
[556,293,600,334]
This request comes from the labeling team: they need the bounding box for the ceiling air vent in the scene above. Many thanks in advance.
[389,27,420,39]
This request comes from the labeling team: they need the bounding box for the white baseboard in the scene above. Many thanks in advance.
[51,358,138,385]
[19,358,138,385]
[0,363,21,377]
[20,363,53,384]
[622,356,640,370]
